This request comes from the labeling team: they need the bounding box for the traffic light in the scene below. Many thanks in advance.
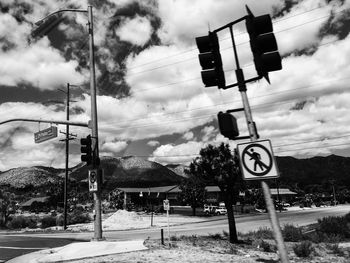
[217,111,239,139]
[195,32,226,89]
[245,5,282,83]
[31,14,64,39]
[80,135,92,165]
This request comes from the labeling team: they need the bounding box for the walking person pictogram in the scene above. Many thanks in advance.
[250,148,264,171]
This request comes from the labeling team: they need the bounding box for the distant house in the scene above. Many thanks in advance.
[270,188,297,202]
[20,196,50,211]
[115,185,237,207]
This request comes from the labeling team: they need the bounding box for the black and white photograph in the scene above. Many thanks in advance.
[0,0,350,262]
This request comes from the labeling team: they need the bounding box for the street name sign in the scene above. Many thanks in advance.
[34,126,58,143]
[237,139,279,180]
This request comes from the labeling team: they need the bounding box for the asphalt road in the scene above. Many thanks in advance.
[1,205,349,262]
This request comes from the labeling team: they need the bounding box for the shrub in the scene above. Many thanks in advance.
[69,210,91,224]
[317,216,350,238]
[258,239,275,252]
[40,216,57,229]
[222,230,229,237]
[208,233,222,240]
[241,227,274,239]
[344,212,350,223]
[326,243,344,256]
[170,235,179,241]
[282,224,304,242]
[6,216,28,229]
[293,241,314,258]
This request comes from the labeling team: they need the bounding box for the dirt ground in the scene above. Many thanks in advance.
[64,236,350,263]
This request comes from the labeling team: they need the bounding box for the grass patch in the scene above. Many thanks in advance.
[239,227,274,240]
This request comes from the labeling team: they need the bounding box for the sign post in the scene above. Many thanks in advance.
[163,199,170,245]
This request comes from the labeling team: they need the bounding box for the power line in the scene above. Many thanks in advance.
[127,5,327,70]
[126,9,343,76]
[111,137,350,160]
[99,77,350,128]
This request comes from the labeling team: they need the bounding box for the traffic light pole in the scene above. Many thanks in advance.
[229,26,290,263]
[88,6,103,241]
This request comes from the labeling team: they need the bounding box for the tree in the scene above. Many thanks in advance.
[0,190,16,226]
[178,168,207,216]
[192,143,244,243]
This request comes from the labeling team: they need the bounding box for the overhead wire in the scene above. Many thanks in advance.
[125,8,344,76]
[127,5,327,70]
[98,76,350,128]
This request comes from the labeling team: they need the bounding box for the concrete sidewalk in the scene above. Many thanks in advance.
[7,240,148,263]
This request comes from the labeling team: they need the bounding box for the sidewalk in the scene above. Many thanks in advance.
[7,240,148,263]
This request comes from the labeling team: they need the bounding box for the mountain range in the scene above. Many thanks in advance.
[0,155,349,194]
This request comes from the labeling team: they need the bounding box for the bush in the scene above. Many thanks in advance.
[241,227,274,240]
[293,241,314,258]
[170,235,179,241]
[40,216,57,229]
[258,239,276,252]
[6,216,38,229]
[208,233,222,240]
[282,224,304,242]
[344,212,350,223]
[317,216,350,238]
[6,216,28,229]
[326,243,344,256]
[69,210,91,224]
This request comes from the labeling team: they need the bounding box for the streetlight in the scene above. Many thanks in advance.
[34,6,102,240]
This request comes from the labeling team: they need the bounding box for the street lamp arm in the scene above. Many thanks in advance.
[0,118,89,127]
[35,9,88,26]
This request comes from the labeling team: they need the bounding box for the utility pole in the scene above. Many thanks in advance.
[59,83,77,230]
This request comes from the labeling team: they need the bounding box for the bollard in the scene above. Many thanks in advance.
[161,228,164,245]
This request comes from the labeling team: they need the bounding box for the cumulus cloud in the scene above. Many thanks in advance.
[183,131,194,141]
[147,140,160,147]
[101,140,128,153]
[1,0,350,170]
[115,15,153,46]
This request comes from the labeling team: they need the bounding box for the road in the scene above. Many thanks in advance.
[1,205,349,262]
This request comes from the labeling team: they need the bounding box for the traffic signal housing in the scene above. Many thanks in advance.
[80,135,92,165]
[245,5,282,83]
[195,32,226,89]
[31,14,64,39]
[217,111,239,140]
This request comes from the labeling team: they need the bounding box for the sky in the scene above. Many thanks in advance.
[0,0,349,171]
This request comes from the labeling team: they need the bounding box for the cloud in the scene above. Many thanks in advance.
[182,131,194,141]
[147,140,159,147]
[149,141,203,164]
[115,15,153,46]
[101,140,128,153]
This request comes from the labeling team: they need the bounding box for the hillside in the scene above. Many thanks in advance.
[1,155,350,193]
[0,166,64,189]
[70,156,184,191]
[165,164,188,178]
[276,155,350,191]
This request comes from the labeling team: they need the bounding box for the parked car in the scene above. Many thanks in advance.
[203,205,218,216]
[203,204,227,216]
[214,206,227,215]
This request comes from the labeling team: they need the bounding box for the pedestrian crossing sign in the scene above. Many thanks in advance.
[237,139,279,180]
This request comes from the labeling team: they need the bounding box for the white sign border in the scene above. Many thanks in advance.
[237,139,279,181]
